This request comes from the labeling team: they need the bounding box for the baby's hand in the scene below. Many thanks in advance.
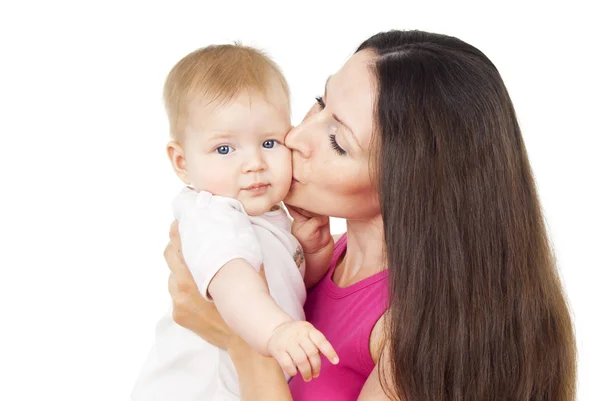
[267,321,339,382]
[285,204,333,255]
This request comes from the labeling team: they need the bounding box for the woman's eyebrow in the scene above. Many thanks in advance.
[335,115,363,151]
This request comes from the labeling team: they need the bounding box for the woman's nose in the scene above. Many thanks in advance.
[285,122,311,158]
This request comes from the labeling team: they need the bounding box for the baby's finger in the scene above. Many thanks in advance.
[288,344,312,382]
[300,337,321,378]
[304,215,329,232]
[286,204,309,223]
[309,329,339,365]
[275,351,297,378]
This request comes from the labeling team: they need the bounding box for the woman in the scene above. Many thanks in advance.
[164,30,576,401]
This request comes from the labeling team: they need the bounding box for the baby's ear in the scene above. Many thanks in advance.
[166,141,190,185]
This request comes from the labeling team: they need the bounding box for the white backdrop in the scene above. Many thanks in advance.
[1,1,598,400]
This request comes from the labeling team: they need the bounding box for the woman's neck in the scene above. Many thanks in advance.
[334,215,385,286]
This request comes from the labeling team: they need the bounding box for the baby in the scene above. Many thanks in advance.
[132,44,338,401]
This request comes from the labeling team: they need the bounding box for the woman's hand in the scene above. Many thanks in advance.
[164,220,236,350]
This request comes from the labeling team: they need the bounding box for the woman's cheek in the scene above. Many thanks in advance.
[328,162,370,195]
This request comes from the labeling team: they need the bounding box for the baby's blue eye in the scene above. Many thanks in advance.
[263,140,277,149]
[216,145,231,155]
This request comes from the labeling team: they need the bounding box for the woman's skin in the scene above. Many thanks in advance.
[165,50,394,400]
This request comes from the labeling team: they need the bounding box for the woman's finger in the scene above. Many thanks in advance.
[168,273,177,297]
[169,220,182,254]
[169,219,178,239]
[163,242,178,270]
[164,243,195,288]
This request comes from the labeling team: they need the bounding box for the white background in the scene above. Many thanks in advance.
[1,1,598,400]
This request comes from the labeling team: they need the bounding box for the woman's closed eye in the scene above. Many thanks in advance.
[329,134,346,156]
[316,96,347,156]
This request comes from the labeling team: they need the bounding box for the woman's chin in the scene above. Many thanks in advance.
[283,187,302,207]
[283,191,295,205]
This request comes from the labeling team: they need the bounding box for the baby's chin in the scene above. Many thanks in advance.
[240,197,284,216]
[242,203,272,216]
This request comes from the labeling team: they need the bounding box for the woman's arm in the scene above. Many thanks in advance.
[228,337,294,401]
[356,340,398,401]
[356,362,394,401]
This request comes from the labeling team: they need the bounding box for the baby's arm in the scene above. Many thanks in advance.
[174,189,338,379]
[209,259,339,380]
[207,259,292,356]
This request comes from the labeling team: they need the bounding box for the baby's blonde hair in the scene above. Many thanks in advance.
[164,43,290,140]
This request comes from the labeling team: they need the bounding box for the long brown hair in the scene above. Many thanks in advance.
[358,30,576,401]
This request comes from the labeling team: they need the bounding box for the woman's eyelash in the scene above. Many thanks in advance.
[315,95,343,155]
[315,96,325,108]
[329,134,346,155]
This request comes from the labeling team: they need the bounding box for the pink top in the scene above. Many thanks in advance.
[289,234,389,400]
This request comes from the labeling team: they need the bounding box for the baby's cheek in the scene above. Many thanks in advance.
[274,151,293,185]
[203,172,239,197]
[274,148,292,177]
[188,162,237,197]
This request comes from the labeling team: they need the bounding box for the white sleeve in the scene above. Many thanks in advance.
[172,188,263,300]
